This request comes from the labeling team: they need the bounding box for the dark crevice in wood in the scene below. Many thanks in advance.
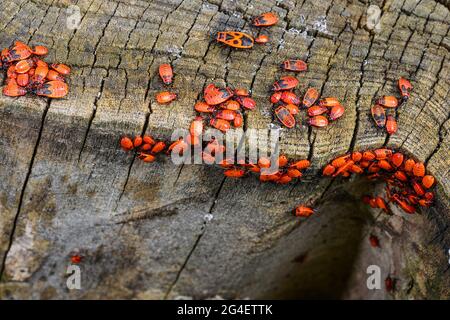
[0,99,51,280]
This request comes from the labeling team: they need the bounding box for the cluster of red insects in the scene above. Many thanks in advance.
[371,77,413,135]
[270,68,345,129]
[215,12,279,49]
[120,135,167,163]
[156,63,177,104]
[193,84,256,132]
[322,148,435,214]
[1,41,70,98]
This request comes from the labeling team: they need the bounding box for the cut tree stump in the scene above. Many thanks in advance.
[0,0,449,299]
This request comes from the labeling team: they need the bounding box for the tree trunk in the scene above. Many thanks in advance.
[0,0,448,299]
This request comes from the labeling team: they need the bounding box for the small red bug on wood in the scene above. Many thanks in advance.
[156,91,177,104]
[422,175,435,189]
[308,115,328,128]
[233,112,243,127]
[281,91,300,105]
[236,96,256,110]
[369,235,380,247]
[376,96,398,108]
[120,137,134,151]
[398,77,412,102]
[50,63,71,75]
[234,88,249,96]
[322,164,336,176]
[3,82,27,97]
[221,99,240,111]
[307,105,328,117]
[412,162,425,177]
[216,31,254,49]
[34,80,68,98]
[16,73,29,86]
[302,88,319,108]
[14,58,35,73]
[272,76,299,91]
[371,104,386,128]
[274,105,296,128]
[32,45,48,56]
[46,69,65,82]
[195,101,215,113]
[159,63,173,85]
[285,103,299,115]
[386,115,397,134]
[270,92,282,103]
[282,59,307,72]
[205,87,234,105]
[290,159,310,170]
[255,35,269,44]
[215,109,236,121]
[210,118,231,132]
[294,205,315,217]
[391,153,404,167]
[30,65,49,85]
[224,168,245,178]
[329,104,345,120]
[318,97,340,107]
[253,12,278,27]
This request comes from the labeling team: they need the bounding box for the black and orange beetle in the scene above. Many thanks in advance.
[371,104,386,128]
[216,31,254,49]
[274,105,295,128]
[282,59,307,72]
[252,12,278,27]
[272,76,299,91]
[398,77,412,102]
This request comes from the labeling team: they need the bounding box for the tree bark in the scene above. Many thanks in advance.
[0,0,448,299]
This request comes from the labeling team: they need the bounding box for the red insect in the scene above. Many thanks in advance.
[294,205,315,217]
[272,76,299,91]
[255,35,269,44]
[290,159,310,170]
[156,91,177,104]
[274,105,296,128]
[221,100,240,111]
[391,194,415,214]
[2,42,32,63]
[234,88,249,96]
[34,80,68,98]
[376,96,398,108]
[210,118,231,132]
[281,91,300,105]
[151,141,166,154]
[422,175,435,189]
[205,87,233,105]
[385,276,395,292]
[195,101,215,113]
[236,96,256,110]
[322,164,336,176]
[270,92,282,103]
[32,45,48,56]
[412,162,425,177]
[224,168,245,178]
[159,63,173,85]
[14,58,35,73]
[30,65,49,85]
[120,137,134,151]
[285,103,299,115]
[215,109,236,121]
[386,115,397,134]
[253,12,278,27]
[391,153,404,167]
[46,69,65,82]
[50,63,71,75]
[369,235,380,248]
[216,31,254,49]
[398,77,412,102]
[233,112,243,127]
[16,73,29,86]
[302,88,319,108]
[308,115,328,128]
[3,82,27,97]
[71,255,83,264]
[371,104,386,128]
[282,59,307,72]
[307,105,328,117]
[318,97,340,107]
[374,148,392,160]
[329,104,344,120]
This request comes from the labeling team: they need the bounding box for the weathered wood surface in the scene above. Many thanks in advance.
[0,0,448,299]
